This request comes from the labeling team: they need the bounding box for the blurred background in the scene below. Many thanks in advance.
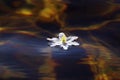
[0,0,120,80]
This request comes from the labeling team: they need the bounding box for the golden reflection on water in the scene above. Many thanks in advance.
[0,0,120,80]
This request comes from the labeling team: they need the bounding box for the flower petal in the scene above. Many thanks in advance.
[67,36,78,42]
[47,38,58,41]
[60,44,69,50]
[71,42,80,46]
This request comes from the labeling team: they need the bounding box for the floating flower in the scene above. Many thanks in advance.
[47,32,79,50]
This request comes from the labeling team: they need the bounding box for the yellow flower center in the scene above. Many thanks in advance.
[61,35,67,43]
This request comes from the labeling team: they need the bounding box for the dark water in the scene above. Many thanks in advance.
[0,0,120,80]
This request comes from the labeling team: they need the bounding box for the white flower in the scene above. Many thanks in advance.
[47,32,79,50]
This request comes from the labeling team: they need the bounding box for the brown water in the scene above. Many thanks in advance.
[0,0,120,80]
